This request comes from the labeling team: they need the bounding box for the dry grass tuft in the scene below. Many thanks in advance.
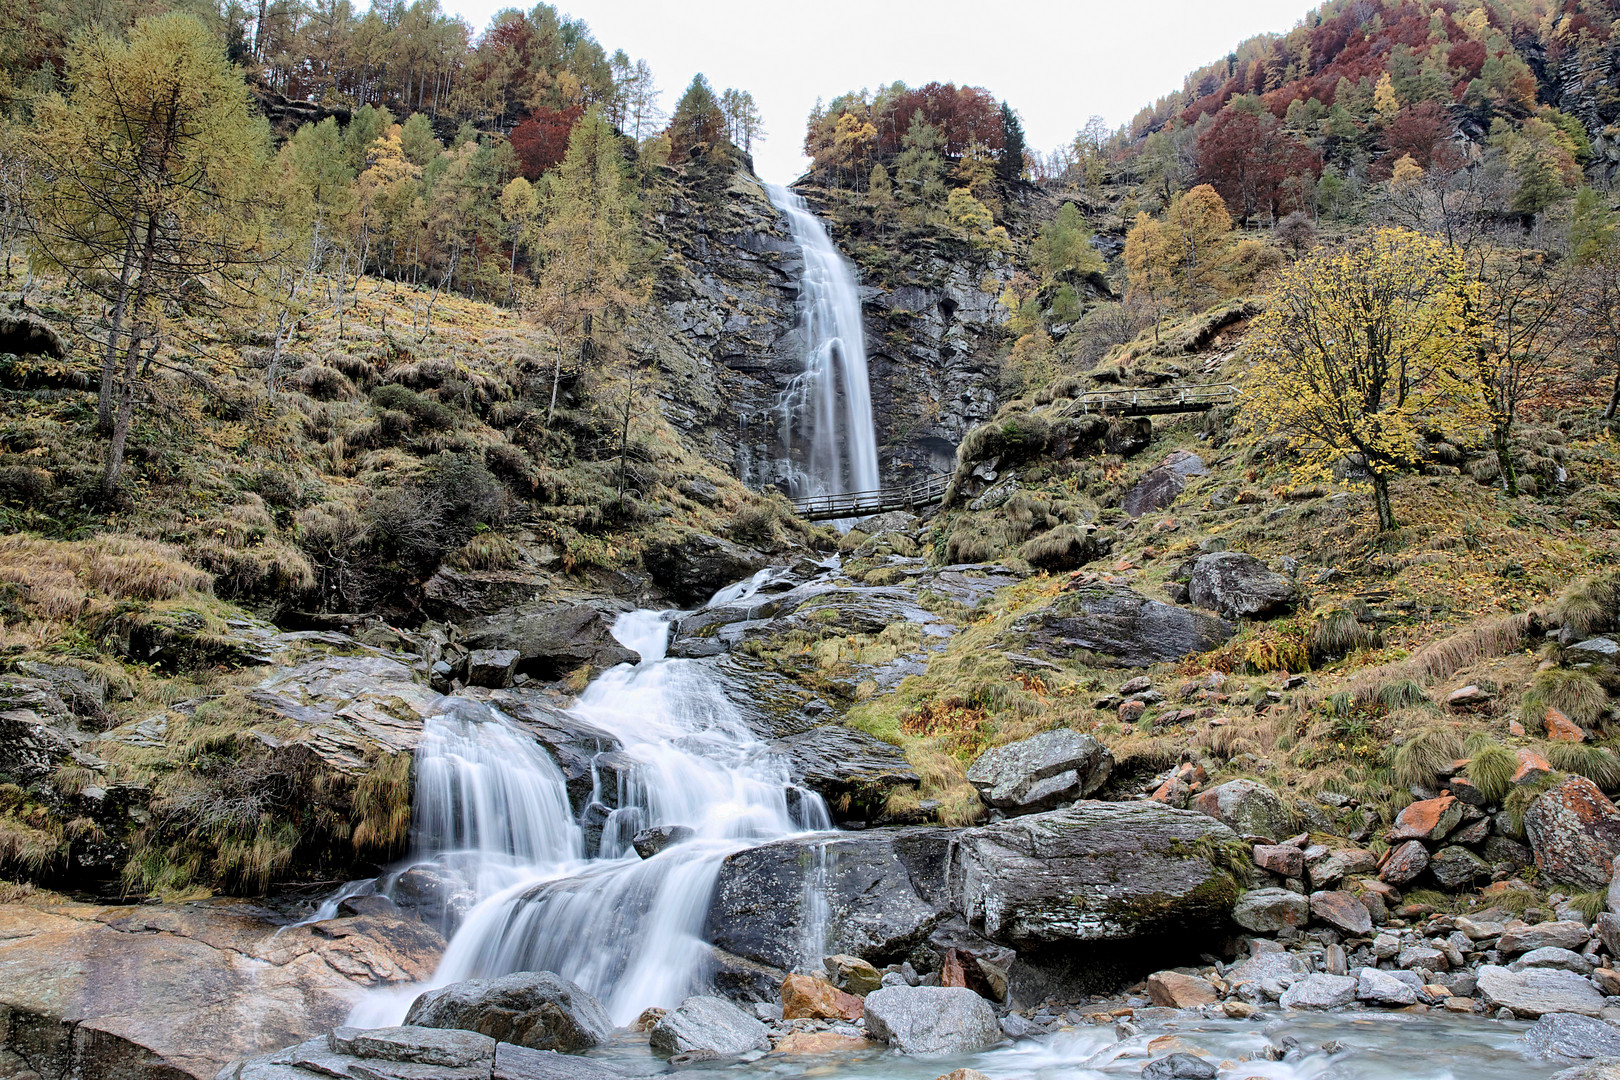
[1393,725,1465,790]
[0,534,213,622]
[1351,614,1529,705]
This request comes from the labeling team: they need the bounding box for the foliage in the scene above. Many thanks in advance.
[1393,725,1464,790]
[1466,743,1517,804]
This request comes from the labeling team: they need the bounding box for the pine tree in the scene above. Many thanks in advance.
[668,74,724,158]
[997,101,1026,183]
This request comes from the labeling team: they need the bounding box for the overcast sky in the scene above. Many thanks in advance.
[439,0,1315,182]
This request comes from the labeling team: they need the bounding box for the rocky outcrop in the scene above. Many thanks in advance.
[1185,553,1296,620]
[647,996,770,1059]
[965,730,1112,814]
[228,1026,624,1080]
[249,654,444,772]
[1006,583,1235,668]
[1123,451,1208,518]
[1477,964,1609,1018]
[403,972,612,1052]
[642,534,772,608]
[461,603,638,682]
[766,725,920,823]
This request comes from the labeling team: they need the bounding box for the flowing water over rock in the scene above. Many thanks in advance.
[351,601,832,1028]
[765,184,881,499]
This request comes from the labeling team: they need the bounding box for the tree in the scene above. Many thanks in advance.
[668,74,724,158]
[946,188,1008,251]
[1570,187,1617,266]
[510,104,584,179]
[1196,107,1321,221]
[1030,202,1105,285]
[720,88,765,153]
[1124,213,1174,341]
[894,112,945,203]
[997,102,1025,183]
[26,13,271,497]
[1244,229,1479,532]
[499,175,538,303]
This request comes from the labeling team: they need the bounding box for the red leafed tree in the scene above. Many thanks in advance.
[510,104,584,179]
[1196,107,1322,221]
[1380,101,1462,176]
[876,83,1003,157]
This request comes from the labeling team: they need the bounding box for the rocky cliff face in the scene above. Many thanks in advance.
[633,158,1009,493]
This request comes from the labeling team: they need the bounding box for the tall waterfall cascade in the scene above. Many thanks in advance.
[349,594,832,1028]
[765,184,882,498]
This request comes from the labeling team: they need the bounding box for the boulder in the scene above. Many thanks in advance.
[860,986,1000,1055]
[1476,965,1608,1018]
[779,974,862,1021]
[823,954,883,995]
[462,603,638,683]
[1388,795,1462,843]
[1225,940,1307,987]
[327,1026,495,1066]
[1567,637,1620,671]
[249,655,445,772]
[234,1029,625,1080]
[1550,1063,1620,1080]
[1253,844,1304,878]
[767,725,921,823]
[1511,947,1594,975]
[1186,552,1296,620]
[642,533,772,608]
[402,971,612,1052]
[1142,1054,1218,1080]
[1123,451,1209,518]
[1500,921,1592,955]
[1191,779,1291,840]
[1006,584,1234,668]
[1278,973,1358,1010]
[465,648,521,689]
[1522,1013,1620,1061]
[647,996,770,1059]
[631,825,695,859]
[964,729,1113,814]
[1309,891,1373,936]
[1356,967,1419,1006]
[1146,971,1219,1008]
[1380,840,1430,885]
[1525,777,1620,890]
[1429,845,1491,889]
[948,802,1245,945]
[1232,888,1310,933]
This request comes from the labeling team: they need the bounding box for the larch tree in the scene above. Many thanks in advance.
[1030,202,1106,286]
[668,74,724,158]
[1244,228,1480,532]
[26,13,272,496]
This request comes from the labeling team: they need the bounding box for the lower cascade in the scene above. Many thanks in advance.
[350,600,831,1028]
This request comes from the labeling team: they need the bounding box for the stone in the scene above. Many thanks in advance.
[642,533,772,608]
[1477,965,1609,1018]
[1599,914,1620,958]
[767,725,921,823]
[327,1026,495,1067]
[860,986,1000,1055]
[1448,685,1493,709]
[1278,973,1359,1010]
[948,802,1244,946]
[1429,846,1491,889]
[779,974,863,1021]
[822,954,883,995]
[462,602,639,681]
[964,729,1113,814]
[1567,638,1620,670]
[1310,891,1373,936]
[1191,779,1291,840]
[1526,778,1620,890]
[1006,584,1235,668]
[1388,795,1462,843]
[1233,888,1310,933]
[1457,917,1507,941]
[1516,748,1557,785]
[1141,1053,1218,1080]
[1380,840,1431,885]
[402,971,611,1052]
[1123,451,1209,518]
[770,1032,879,1054]
[1254,844,1305,878]
[1226,940,1308,987]
[1520,1012,1620,1060]
[1186,552,1297,620]
[1549,1063,1620,1080]
[1399,945,1448,971]
[648,996,770,1059]
[1307,848,1377,891]
[492,1043,626,1080]
[1512,947,1594,974]
[1146,971,1219,1008]
[465,648,521,689]
[1501,921,1594,955]
[1610,863,1620,915]
[1356,967,1419,1006]
[631,825,695,859]
[248,655,447,773]
[1548,707,1590,742]
[1449,776,1490,808]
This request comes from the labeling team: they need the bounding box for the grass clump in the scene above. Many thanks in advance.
[1504,769,1568,835]
[1521,668,1608,729]
[1465,742,1517,803]
[1311,608,1383,662]
[1543,742,1620,793]
[1554,571,1620,637]
[1393,725,1465,790]
[1378,678,1432,712]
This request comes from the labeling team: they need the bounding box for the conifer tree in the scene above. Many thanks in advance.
[668,75,724,158]
[997,101,1026,183]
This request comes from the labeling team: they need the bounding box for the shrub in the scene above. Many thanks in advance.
[1311,608,1383,661]
[728,504,783,549]
[1018,524,1097,571]
[417,452,508,533]
[1377,679,1431,712]
[1544,743,1620,793]
[1555,571,1620,637]
[369,384,457,432]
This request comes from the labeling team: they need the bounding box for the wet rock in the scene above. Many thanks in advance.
[1356,967,1419,1006]
[949,802,1244,945]
[779,974,863,1021]
[1233,888,1310,933]
[768,725,920,823]
[632,825,695,859]
[402,971,612,1052]
[1123,451,1209,518]
[648,996,770,1059]
[492,1042,627,1080]
[823,954,883,995]
[1191,779,1291,840]
[1525,778,1620,890]
[642,534,772,608]
[1388,795,1462,843]
[1511,947,1594,975]
[1186,552,1297,620]
[1279,973,1358,1010]
[1477,965,1608,1018]
[1006,584,1234,668]
[248,655,444,772]
[1550,1062,1620,1080]
[861,987,999,1055]
[1522,1013,1620,1061]
[462,603,638,683]
[328,1025,495,1066]
[769,1032,879,1054]
[1141,1053,1217,1080]
[1309,891,1373,936]
[964,729,1113,814]
[1380,840,1431,885]
[1430,846,1491,889]
[1146,971,1218,1008]
[1500,921,1593,955]
[465,648,521,689]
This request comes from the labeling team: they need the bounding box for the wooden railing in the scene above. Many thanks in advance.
[791,472,951,522]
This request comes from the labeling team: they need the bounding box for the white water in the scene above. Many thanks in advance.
[350,600,832,1028]
[765,183,882,499]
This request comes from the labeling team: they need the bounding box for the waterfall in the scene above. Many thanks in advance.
[350,600,833,1029]
[765,184,882,498]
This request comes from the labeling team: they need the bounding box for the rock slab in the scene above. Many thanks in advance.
[403,971,612,1052]
[964,729,1113,814]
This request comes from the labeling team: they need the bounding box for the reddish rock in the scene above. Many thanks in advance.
[1119,700,1146,723]
[1545,707,1587,743]
[1524,776,1620,890]
[1310,890,1373,936]
[1173,763,1207,786]
[1149,778,1190,807]
[1508,720,1527,737]
[1594,968,1620,997]
[771,1032,880,1054]
[940,949,968,990]
[781,974,863,1021]
[1514,749,1553,785]
[1380,840,1431,885]
[1389,795,1461,843]
[1146,971,1219,1008]
[1254,844,1305,878]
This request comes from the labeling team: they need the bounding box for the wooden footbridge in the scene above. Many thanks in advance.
[789,384,1239,522]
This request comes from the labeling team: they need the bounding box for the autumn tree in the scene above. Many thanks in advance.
[1030,202,1105,286]
[1571,195,1620,420]
[668,74,724,158]
[720,88,765,153]
[1124,184,1233,337]
[26,13,271,496]
[1196,106,1321,222]
[1245,229,1479,531]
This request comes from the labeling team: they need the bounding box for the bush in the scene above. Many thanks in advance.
[957,414,1050,470]
[417,452,508,533]
[370,384,457,432]
[1018,525,1096,571]
[1555,571,1620,637]
[728,504,783,549]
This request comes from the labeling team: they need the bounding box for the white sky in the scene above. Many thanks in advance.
[439,0,1316,182]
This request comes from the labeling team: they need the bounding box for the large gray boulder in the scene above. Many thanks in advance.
[1186,552,1296,620]
[1477,965,1608,1018]
[403,971,612,1052]
[1005,584,1234,668]
[1123,451,1208,518]
[647,996,769,1059]
[861,986,1000,1054]
[767,725,920,823]
[642,533,772,608]
[1232,888,1310,933]
[965,729,1112,814]
[1524,777,1620,891]
[462,603,639,682]
[704,829,952,970]
[1278,973,1358,1010]
[1190,779,1291,840]
[948,802,1245,946]
[1356,967,1419,1006]
[1522,1013,1620,1061]
[233,1029,625,1080]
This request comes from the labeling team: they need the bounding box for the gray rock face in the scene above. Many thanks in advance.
[860,986,1000,1055]
[1186,552,1297,620]
[1123,451,1209,518]
[1278,973,1358,1010]
[767,725,920,823]
[1477,965,1609,1018]
[465,648,521,688]
[403,971,612,1052]
[249,654,445,771]
[462,603,638,682]
[647,996,769,1059]
[704,828,952,970]
[1191,779,1291,840]
[328,1026,495,1067]
[1356,967,1419,1006]
[948,802,1244,945]
[1232,888,1311,933]
[1521,1013,1620,1060]
[234,1029,624,1080]
[1006,585,1234,668]
[964,729,1113,814]
[1429,845,1491,888]
[642,534,772,608]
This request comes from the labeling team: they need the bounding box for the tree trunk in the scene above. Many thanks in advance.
[102,323,144,497]
[1370,471,1397,532]
[98,226,139,434]
[1607,362,1620,421]
[1494,421,1519,497]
